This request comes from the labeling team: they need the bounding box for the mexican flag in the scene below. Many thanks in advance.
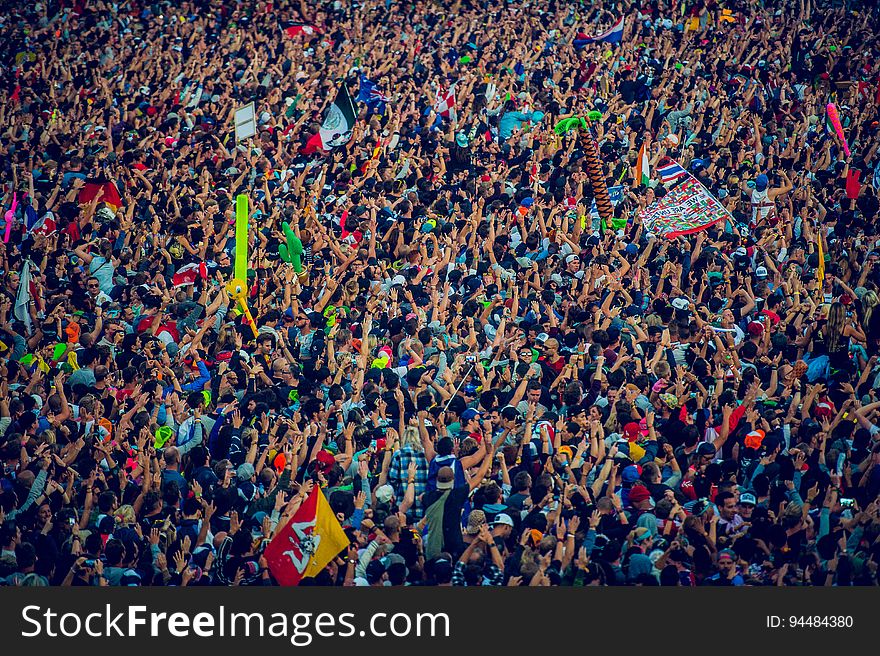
[634,141,650,186]
[302,85,358,155]
[263,488,349,586]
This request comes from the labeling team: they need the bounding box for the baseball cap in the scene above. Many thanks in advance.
[747,320,765,336]
[375,484,394,504]
[690,498,712,516]
[461,408,482,422]
[622,464,642,484]
[436,466,455,490]
[670,297,689,311]
[491,513,515,528]
[696,442,717,457]
[623,422,641,442]
[755,265,768,278]
[755,173,769,191]
[744,430,765,450]
[739,493,757,507]
[236,462,255,481]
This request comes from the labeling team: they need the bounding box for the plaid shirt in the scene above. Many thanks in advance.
[451,561,504,586]
[388,446,429,520]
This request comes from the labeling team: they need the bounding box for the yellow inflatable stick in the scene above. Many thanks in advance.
[226,278,258,338]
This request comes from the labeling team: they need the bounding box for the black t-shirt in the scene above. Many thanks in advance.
[422,485,470,559]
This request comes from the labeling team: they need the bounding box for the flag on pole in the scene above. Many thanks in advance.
[817,226,825,288]
[14,260,33,335]
[357,75,389,115]
[573,16,624,49]
[263,489,349,586]
[283,22,322,38]
[657,157,687,185]
[635,141,650,186]
[302,84,358,155]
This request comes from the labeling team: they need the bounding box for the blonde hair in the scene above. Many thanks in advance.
[401,426,422,450]
[862,291,879,329]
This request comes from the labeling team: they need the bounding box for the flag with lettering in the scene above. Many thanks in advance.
[589,185,624,222]
[640,175,731,239]
[263,488,349,586]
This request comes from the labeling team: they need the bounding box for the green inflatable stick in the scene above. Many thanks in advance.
[554,116,589,135]
[278,221,304,274]
[235,194,248,283]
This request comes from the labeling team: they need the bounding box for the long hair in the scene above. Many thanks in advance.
[401,426,423,451]
[862,291,879,330]
[825,302,846,352]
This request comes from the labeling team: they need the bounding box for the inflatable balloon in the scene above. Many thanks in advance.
[826,103,851,158]
[234,194,249,282]
[551,116,614,229]
[226,277,258,338]
[3,193,18,243]
[278,221,306,278]
[554,116,588,135]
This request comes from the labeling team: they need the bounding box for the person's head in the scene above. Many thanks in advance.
[737,493,756,520]
[512,471,531,493]
[716,491,738,522]
[436,466,455,490]
[717,548,737,573]
[627,484,654,511]
[526,380,543,404]
[104,539,126,567]
[86,276,101,296]
[163,446,181,470]
[695,441,716,465]
[460,408,481,431]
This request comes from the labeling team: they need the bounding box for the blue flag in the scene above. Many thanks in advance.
[357,75,389,115]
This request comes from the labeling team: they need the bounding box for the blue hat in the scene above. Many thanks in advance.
[625,243,639,256]
[461,408,481,422]
[520,197,534,208]
[755,173,768,191]
[622,465,641,484]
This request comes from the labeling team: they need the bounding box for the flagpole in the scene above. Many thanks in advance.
[442,363,475,413]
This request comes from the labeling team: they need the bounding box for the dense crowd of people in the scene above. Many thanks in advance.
[2,0,880,587]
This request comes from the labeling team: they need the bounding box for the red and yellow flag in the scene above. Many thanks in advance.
[263,488,348,586]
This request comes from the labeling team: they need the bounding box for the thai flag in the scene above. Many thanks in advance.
[573,16,624,49]
[657,157,687,185]
[357,75,389,115]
